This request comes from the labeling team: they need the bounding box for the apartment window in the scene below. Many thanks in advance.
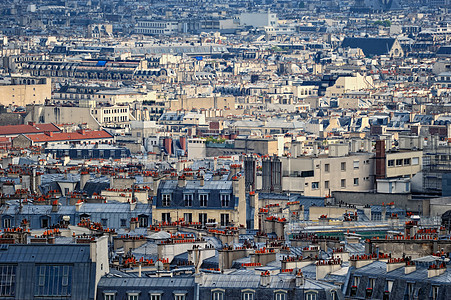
[407,282,415,299]
[3,218,11,228]
[241,290,254,300]
[212,290,224,300]
[35,265,72,297]
[388,160,395,167]
[353,161,359,169]
[183,213,192,224]
[220,214,230,226]
[412,157,419,165]
[305,292,317,300]
[274,292,287,300]
[150,294,162,300]
[341,162,346,171]
[120,219,127,227]
[174,295,185,300]
[368,278,375,289]
[199,194,208,207]
[432,286,439,300]
[324,164,330,172]
[341,179,346,188]
[386,280,393,293]
[311,182,319,189]
[324,181,329,189]
[162,213,171,223]
[101,218,107,227]
[184,194,193,207]
[331,290,338,300]
[354,178,359,186]
[127,293,139,300]
[404,158,411,165]
[396,159,403,166]
[352,276,360,288]
[104,293,116,300]
[221,194,230,207]
[0,265,16,296]
[197,211,208,224]
[162,194,171,207]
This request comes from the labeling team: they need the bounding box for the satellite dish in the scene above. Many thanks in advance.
[155,261,164,271]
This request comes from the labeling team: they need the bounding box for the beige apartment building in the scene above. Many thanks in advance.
[0,76,51,106]
[279,149,375,197]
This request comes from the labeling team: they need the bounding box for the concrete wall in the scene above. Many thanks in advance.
[0,77,51,106]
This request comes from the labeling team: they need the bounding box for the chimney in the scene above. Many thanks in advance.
[45,131,53,137]
[405,261,416,274]
[130,217,139,230]
[75,200,83,211]
[178,175,186,187]
[138,263,142,277]
[259,271,271,287]
[199,176,204,187]
[427,263,446,278]
[130,200,137,211]
[51,200,59,212]
[295,271,305,287]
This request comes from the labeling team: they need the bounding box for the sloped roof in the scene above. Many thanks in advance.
[25,130,112,143]
[0,244,91,263]
[341,37,397,56]
[0,123,60,136]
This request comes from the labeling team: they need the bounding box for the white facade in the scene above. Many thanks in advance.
[135,20,179,35]
[239,12,277,28]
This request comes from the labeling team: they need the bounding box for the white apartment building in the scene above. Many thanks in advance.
[135,20,179,35]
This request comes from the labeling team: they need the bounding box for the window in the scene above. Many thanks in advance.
[35,265,72,297]
[212,291,224,300]
[221,194,230,207]
[312,182,319,189]
[388,160,395,167]
[324,164,330,172]
[404,158,411,165]
[386,280,393,293]
[199,194,208,207]
[0,265,16,296]
[120,219,127,227]
[220,214,229,226]
[242,292,254,300]
[353,161,359,169]
[396,159,403,166]
[138,216,148,227]
[162,194,171,207]
[354,178,359,186]
[331,290,338,300]
[162,213,171,223]
[305,292,317,300]
[184,194,193,207]
[174,295,185,300]
[183,213,192,223]
[341,162,346,171]
[353,276,360,287]
[127,293,139,300]
[3,218,11,228]
[412,157,419,165]
[150,295,161,300]
[275,292,286,300]
[104,293,116,300]
[199,213,207,224]
[341,179,346,188]
[407,282,415,298]
[101,218,108,227]
[40,217,49,228]
[368,278,375,289]
[432,286,439,300]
